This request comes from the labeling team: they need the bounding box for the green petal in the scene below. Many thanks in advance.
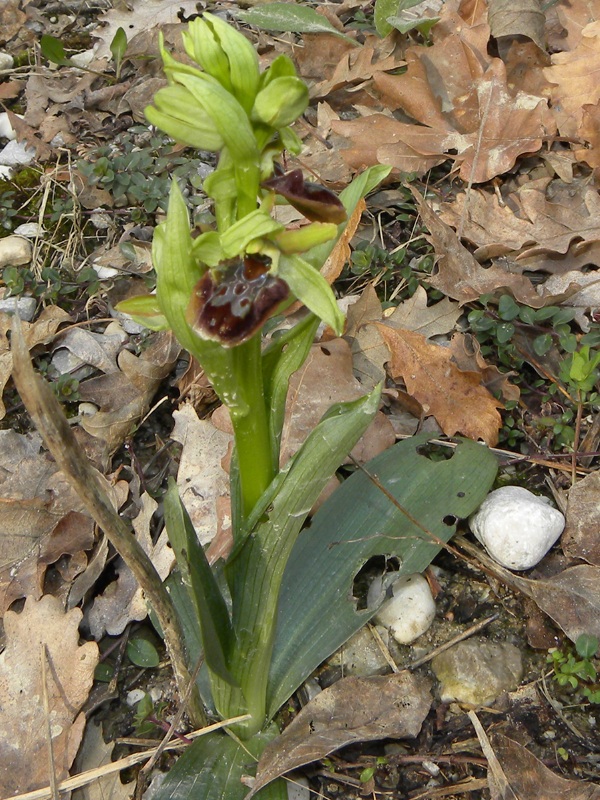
[252,76,308,129]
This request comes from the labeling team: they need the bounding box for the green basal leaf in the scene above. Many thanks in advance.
[237,3,356,42]
[267,434,498,717]
[220,210,284,258]
[261,313,321,463]
[277,253,344,335]
[164,479,237,686]
[110,26,128,74]
[252,76,309,129]
[148,729,287,800]
[115,294,169,331]
[40,34,72,66]
[127,637,160,668]
[387,14,439,35]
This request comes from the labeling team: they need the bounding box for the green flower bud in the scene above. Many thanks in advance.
[272,222,338,254]
[252,76,308,129]
[145,84,224,151]
[182,14,260,113]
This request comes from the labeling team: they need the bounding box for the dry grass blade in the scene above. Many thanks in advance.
[5,716,251,800]
[9,315,205,727]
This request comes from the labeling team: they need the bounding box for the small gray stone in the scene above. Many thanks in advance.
[0,234,32,268]
[0,296,36,321]
[432,638,523,705]
[327,626,391,677]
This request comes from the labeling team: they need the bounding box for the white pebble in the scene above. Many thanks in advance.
[0,235,32,267]
[0,139,36,167]
[0,53,14,71]
[470,486,565,570]
[0,111,20,140]
[126,688,146,706]
[368,572,436,645]
[70,50,95,69]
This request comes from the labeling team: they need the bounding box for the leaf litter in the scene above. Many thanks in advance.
[1,0,600,796]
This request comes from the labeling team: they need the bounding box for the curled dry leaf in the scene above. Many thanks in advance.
[0,595,99,797]
[0,306,70,420]
[249,672,432,797]
[385,284,461,339]
[88,493,173,638]
[562,471,600,565]
[0,435,96,615]
[489,733,600,799]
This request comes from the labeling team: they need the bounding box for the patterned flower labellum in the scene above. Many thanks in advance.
[262,168,347,225]
[188,254,289,346]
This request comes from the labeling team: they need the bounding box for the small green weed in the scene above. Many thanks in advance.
[548,634,600,704]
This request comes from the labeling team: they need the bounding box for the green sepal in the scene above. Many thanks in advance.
[252,76,309,129]
[220,210,284,258]
[183,16,234,95]
[164,479,237,687]
[272,222,338,254]
[174,72,259,168]
[278,125,303,155]
[145,85,224,151]
[114,294,169,331]
[192,231,225,267]
[260,54,298,87]
[277,253,344,335]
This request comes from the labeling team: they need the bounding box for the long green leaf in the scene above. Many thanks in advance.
[164,479,236,686]
[267,435,498,717]
[149,730,287,800]
[217,386,382,734]
[237,3,355,41]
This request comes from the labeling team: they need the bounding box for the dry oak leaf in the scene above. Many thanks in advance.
[440,178,600,268]
[0,595,99,797]
[375,323,503,445]
[344,285,390,390]
[488,0,546,50]
[544,20,600,138]
[334,0,554,182]
[249,672,432,798]
[488,734,600,799]
[385,284,461,339]
[413,189,553,306]
[554,0,600,49]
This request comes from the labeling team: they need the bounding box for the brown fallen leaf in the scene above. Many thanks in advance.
[0,306,70,420]
[334,1,554,182]
[449,333,520,403]
[375,323,503,445]
[72,719,134,800]
[562,471,600,565]
[249,672,432,797]
[0,595,98,797]
[490,731,600,799]
[79,330,180,459]
[544,20,600,138]
[344,285,390,390]
[413,189,581,307]
[385,285,461,338]
[0,440,96,615]
[87,493,173,638]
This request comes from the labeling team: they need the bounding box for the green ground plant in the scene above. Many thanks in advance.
[548,634,600,704]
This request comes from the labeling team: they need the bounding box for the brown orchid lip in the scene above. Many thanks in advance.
[262,168,347,225]
[188,254,289,346]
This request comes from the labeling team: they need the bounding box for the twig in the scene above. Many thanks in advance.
[406,614,499,671]
[10,317,206,728]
